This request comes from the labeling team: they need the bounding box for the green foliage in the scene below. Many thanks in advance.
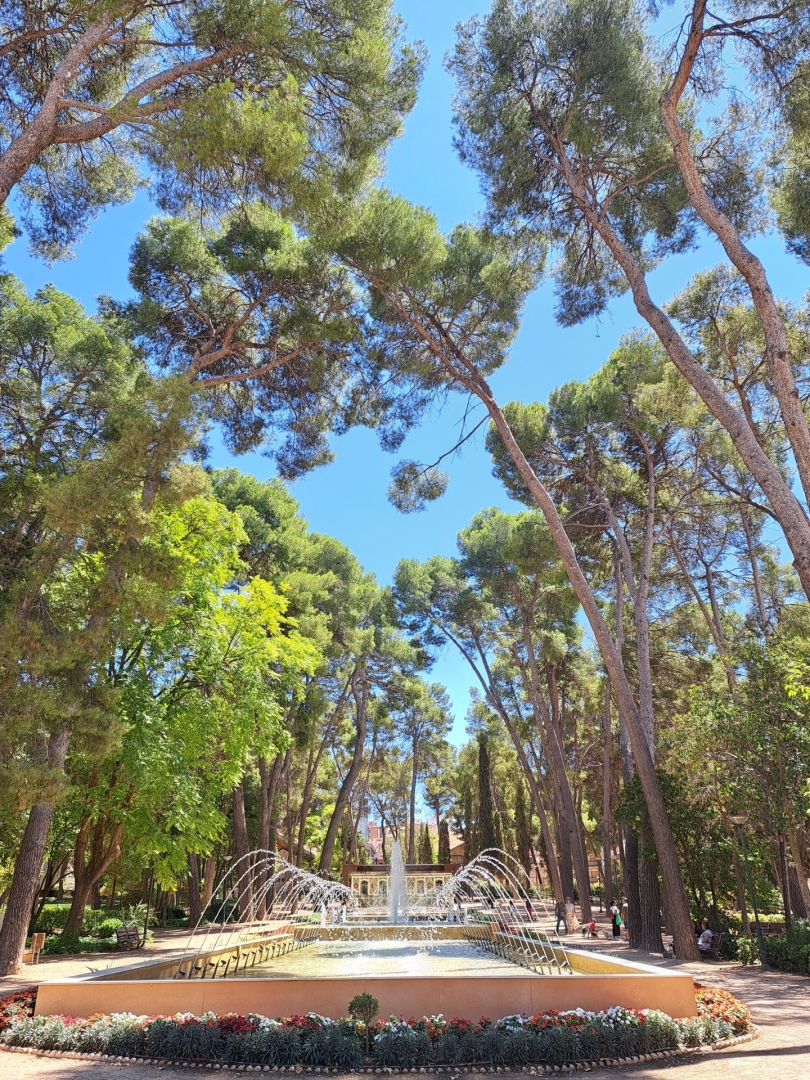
[449,0,699,323]
[417,822,434,863]
[763,920,810,974]
[348,992,379,1052]
[30,905,71,935]
[1,0,423,258]
[438,819,452,864]
[1,1004,749,1064]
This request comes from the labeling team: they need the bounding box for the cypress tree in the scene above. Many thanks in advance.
[438,819,451,863]
[515,780,533,876]
[477,733,499,853]
[417,822,433,863]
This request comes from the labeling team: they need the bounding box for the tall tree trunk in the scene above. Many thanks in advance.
[0,18,112,205]
[520,632,592,919]
[64,816,123,936]
[550,123,810,597]
[187,853,202,926]
[256,753,284,918]
[200,856,217,912]
[232,780,251,919]
[602,679,615,911]
[660,0,810,511]
[787,826,810,919]
[555,804,575,900]
[638,831,663,953]
[408,732,419,864]
[296,740,318,867]
[482,395,698,958]
[778,834,792,931]
[0,728,70,974]
[623,827,643,948]
[319,668,368,873]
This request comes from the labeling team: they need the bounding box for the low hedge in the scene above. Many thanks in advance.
[0,992,751,1070]
[763,920,810,975]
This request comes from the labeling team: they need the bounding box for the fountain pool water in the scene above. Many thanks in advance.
[224,938,523,978]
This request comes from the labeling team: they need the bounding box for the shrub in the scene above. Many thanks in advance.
[0,997,751,1068]
[95,918,124,937]
[348,992,379,1053]
[42,931,118,955]
[735,935,759,965]
[763,920,810,974]
[30,904,71,934]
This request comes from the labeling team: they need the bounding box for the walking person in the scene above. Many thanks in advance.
[564,895,579,933]
[609,899,622,939]
[554,897,568,935]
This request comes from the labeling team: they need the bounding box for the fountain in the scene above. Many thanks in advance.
[387,838,406,924]
[33,846,699,1022]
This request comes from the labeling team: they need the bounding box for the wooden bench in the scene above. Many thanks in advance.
[116,925,143,950]
[22,932,45,964]
[699,932,723,961]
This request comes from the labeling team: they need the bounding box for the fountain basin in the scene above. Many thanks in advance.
[34,941,697,1020]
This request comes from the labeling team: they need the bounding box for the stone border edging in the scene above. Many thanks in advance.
[0,1028,758,1074]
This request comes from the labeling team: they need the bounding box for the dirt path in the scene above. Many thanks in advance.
[1,950,807,1079]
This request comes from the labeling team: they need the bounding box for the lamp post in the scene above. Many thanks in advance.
[729,813,768,969]
[143,867,154,946]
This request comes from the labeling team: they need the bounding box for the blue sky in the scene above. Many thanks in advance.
[4,1,807,742]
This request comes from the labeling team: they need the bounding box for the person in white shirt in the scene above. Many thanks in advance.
[698,919,714,953]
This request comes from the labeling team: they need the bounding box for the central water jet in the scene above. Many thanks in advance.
[387,838,406,924]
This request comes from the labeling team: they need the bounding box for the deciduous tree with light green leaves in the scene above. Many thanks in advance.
[60,492,318,935]
[0,276,198,973]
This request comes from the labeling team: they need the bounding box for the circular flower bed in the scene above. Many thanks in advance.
[0,983,753,1071]
[694,983,752,1034]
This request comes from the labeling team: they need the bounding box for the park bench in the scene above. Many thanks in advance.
[699,932,723,961]
[116,924,143,950]
[22,932,45,964]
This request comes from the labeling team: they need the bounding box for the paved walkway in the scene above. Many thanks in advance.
[1,930,807,1079]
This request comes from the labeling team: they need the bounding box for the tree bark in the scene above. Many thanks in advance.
[0,18,112,204]
[200,856,217,912]
[659,0,810,510]
[319,668,368,873]
[787,826,810,921]
[256,752,284,918]
[64,816,123,936]
[187,853,202,927]
[480,392,698,958]
[549,141,810,598]
[0,728,71,974]
[638,832,663,953]
[602,679,615,911]
[623,827,643,948]
[407,729,421,864]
